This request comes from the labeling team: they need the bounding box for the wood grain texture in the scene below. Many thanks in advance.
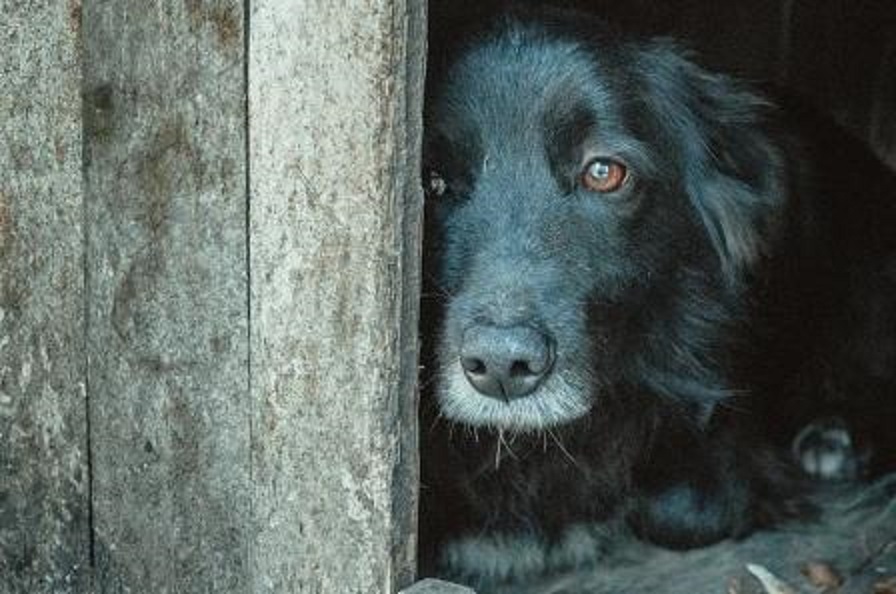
[82,1,250,591]
[248,0,425,591]
[0,1,90,591]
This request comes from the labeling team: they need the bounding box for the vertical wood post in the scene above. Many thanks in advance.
[249,0,425,591]
[0,2,90,591]
[82,1,250,591]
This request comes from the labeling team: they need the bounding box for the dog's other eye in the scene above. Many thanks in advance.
[425,169,448,198]
[581,158,628,193]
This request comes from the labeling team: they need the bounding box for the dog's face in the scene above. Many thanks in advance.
[424,18,784,431]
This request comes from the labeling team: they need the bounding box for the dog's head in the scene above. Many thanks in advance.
[423,13,785,431]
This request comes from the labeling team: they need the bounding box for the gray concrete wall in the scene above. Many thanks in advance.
[1,1,424,592]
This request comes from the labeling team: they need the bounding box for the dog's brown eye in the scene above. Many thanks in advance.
[425,170,448,198]
[582,158,627,193]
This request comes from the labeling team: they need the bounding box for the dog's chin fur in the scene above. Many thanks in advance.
[437,365,592,431]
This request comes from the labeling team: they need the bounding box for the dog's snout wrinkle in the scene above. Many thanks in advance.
[459,323,555,400]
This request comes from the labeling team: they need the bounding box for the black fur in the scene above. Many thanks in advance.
[420,7,896,588]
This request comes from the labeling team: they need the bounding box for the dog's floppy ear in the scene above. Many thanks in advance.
[636,41,787,281]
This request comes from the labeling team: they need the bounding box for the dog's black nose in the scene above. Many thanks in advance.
[460,324,555,400]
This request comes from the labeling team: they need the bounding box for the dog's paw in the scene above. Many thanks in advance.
[439,524,609,586]
[439,533,547,585]
[791,417,863,481]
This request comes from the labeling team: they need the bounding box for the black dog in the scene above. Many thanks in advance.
[420,7,896,587]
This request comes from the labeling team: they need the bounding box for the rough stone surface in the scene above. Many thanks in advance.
[249,0,425,592]
[0,1,90,592]
[82,1,250,591]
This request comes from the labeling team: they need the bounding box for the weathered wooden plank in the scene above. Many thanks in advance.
[0,1,90,592]
[82,1,250,591]
[248,0,425,591]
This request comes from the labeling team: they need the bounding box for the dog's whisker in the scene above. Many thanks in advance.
[501,429,519,460]
[547,426,585,473]
[429,409,447,433]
